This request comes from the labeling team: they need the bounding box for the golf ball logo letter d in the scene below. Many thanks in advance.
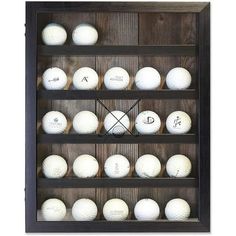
[143,116,154,124]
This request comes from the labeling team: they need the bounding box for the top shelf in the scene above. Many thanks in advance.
[38,45,197,56]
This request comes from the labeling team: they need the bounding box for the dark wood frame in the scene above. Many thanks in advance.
[25,1,210,232]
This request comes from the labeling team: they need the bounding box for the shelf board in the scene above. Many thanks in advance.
[38,45,197,56]
[37,177,197,188]
[37,89,197,100]
[37,134,197,144]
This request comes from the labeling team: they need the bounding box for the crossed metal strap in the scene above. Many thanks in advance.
[96,99,140,137]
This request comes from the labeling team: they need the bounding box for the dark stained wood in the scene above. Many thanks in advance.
[139,13,196,45]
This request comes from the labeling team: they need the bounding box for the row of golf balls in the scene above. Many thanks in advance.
[41,197,191,221]
[42,66,192,90]
[42,23,98,45]
[42,110,192,135]
[42,154,192,179]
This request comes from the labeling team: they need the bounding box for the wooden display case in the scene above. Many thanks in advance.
[25,1,210,232]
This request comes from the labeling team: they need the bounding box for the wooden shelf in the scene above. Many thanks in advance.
[38,45,197,56]
[37,89,197,100]
[37,177,197,188]
[37,134,197,144]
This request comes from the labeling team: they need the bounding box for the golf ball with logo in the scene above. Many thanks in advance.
[72,198,98,221]
[73,111,98,134]
[166,111,191,134]
[42,155,68,178]
[73,154,99,178]
[166,67,192,90]
[103,198,129,221]
[134,198,160,221]
[73,67,99,90]
[104,67,130,90]
[165,198,191,221]
[166,154,192,177]
[41,198,66,221]
[42,67,67,90]
[135,154,161,178]
[104,154,130,178]
[135,67,161,90]
[135,111,161,134]
[42,111,67,134]
[104,110,130,135]
[42,23,67,45]
[72,23,98,45]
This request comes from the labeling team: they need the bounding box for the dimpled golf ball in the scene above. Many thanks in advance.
[165,198,191,221]
[73,111,98,134]
[135,67,161,90]
[72,23,98,45]
[73,154,99,178]
[135,154,161,178]
[103,198,129,221]
[42,155,68,178]
[72,198,98,221]
[104,110,130,135]
[42,23,67,45]
[166,154,192,177]
[42,67,68,90]
[41,198,66,221]
[166,67,192,90]
[135,111,161,134]
[166,111,191,134]
[104,154,130,178]
[73,67,99,90]
[42,111,67,134]
[104,67,130,90]
[134,198,160,221]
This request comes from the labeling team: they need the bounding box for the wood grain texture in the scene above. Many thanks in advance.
[96,13,138,45]
[139,13,196,45]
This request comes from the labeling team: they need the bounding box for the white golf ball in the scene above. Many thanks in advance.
[104,154,130,178]
[73,67,99,90]
[73,154,99,178]
[72,23,98,45]
[103,198,129,221]
[166,154,192,177]
[42,111,67,134]
[134,199,160,221]
[42,67,67,90]
[135,111,161,134]
[104,110,130,135]
[42,23,67,45]
[135,154,161,178]
[72,198,98,221]
[73,111,98,134]
[42,155,68,178]
[166,111,192,134]
[104,67,130,90]
[41,198,66,221]
[165,198,191,220]
[135,67,161,90]
[166,67,192,90]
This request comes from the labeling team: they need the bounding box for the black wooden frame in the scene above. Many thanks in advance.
[25,1,210,232]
